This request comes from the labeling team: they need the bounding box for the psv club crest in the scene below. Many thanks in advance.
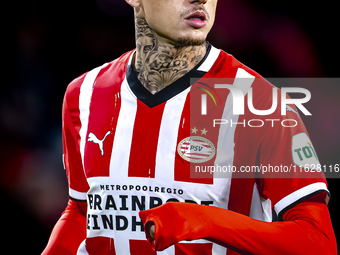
[177,136,215,163]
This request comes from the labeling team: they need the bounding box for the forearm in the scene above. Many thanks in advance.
[205,203,334,254]
[139,195,337,254]
[41,199,87,255]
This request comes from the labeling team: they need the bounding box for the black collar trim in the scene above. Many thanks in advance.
[126,43,212,108]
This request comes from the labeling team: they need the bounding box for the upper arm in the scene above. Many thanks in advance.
[249,83,329,219]
[62,74,90,202]
[42,76,91,255]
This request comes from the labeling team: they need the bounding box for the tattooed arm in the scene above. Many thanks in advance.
[134,17,207,94]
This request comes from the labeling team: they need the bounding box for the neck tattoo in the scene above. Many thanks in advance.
[134,17,207,94]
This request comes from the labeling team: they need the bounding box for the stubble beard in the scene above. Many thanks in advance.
[175,36,207,47]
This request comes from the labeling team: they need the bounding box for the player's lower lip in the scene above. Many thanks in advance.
[185,18,206,28]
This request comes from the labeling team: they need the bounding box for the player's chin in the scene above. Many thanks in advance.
[176,37,206,46]
[175,33,207,46]
[175,28,210,46]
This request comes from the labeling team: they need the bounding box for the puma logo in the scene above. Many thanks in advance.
[87,131,111,156]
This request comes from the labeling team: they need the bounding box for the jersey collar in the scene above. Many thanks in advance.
[126,43,214,108]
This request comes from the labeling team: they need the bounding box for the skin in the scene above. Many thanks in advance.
[126,0,218,94]
[126,0,218,238]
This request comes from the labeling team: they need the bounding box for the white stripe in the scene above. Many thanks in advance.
[233,68,255,94]
[249,183,272,222]
[77,240,88,255]
[79,63,108,169]
[157,245,175,255]
[69,187,87,201]
[212,243,227,255]
[179,239,212,244]
[156,241,225,255]
[109,78,138,178]
[127,50,136,66]
[214,68,254,178]
[155,87,190,181]
[113,235,130,255]
[197,46,221,72]
[274,182,328,215]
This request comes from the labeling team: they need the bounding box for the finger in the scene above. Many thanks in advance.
[145,221,155,240]
[150,224,155,240]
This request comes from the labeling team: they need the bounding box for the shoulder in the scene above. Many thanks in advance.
[211,48,276,99]
[64,50,135,107]
[211,49,263,79]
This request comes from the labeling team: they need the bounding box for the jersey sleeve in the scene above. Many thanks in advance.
[250,81,330,219]
[139,195,337,254]
[62,74,90,202]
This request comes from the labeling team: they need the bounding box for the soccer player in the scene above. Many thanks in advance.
[42,0,337,254]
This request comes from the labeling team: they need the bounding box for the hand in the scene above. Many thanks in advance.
[139,202,209,251]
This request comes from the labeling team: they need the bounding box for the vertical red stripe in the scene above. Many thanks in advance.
[226,177,254,255]
[84,63,123,178]
[128,101,165,178]
[174,93,215,184]
[86,237,116,255]
[129,240,156,255]
[175,243,213,255]
[227,177,255,216]
[174,95,214,184]
[174,85,223,184]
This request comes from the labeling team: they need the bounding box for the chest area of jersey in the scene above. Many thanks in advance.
[80,74,257,240]
[82,79,233,184]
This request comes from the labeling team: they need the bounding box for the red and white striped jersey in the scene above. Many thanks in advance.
[62,44,329,255]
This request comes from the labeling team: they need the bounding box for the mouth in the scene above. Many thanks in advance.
[185,11,207,28]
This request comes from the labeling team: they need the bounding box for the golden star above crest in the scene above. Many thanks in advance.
[201,128,208,135]
[191,127,198,134]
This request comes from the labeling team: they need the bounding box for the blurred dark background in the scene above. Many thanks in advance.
[3,0,339,253]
